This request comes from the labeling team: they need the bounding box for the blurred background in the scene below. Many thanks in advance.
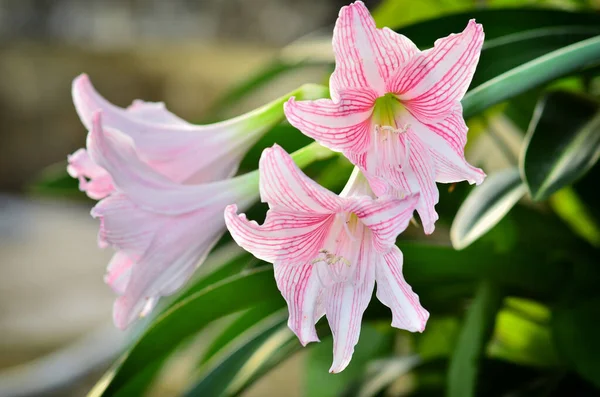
[1,0,599,396]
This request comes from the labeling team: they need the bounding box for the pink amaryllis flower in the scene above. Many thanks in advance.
[225,145,429,373]
[284,1,486,234]
[86,113,262,329]
[68,75,330,329]
[68,74,326,199]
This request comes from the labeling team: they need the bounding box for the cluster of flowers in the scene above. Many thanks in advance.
[67,1,484,372]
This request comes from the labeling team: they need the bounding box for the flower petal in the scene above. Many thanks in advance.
[73,74,279,184]
[325,236,376,373]
[91,193,159,254]
[389,20,484,121]
[225,205,333,267]
[350,194,419,252]
[376,246,429,332]
[126,100,191,126]
[330,1,419,100]
[274,263,323,345]
[387,133,439,235]
[67,148,115,199]
[284,90,376,154]
[105,252,134,295]
[259,145,344,214]
[406,107,485,185]
[88,112,251,215]
[112,205,225,329]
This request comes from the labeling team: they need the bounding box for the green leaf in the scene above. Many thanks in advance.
[395,8,600,40]
[489,300,559,368]
[552,295,600,388]
[304,325,392,397]
[199,300,284,366]
[471,26,600,89]
[89,267,282,397]
[352,356,422,397]
[550,187,600,247]
[521,90,600,201]
[28,160,88,199]
[462,35,600,118]
[450,168,527,250]
[447,280,503,397]
[183,310,290,397]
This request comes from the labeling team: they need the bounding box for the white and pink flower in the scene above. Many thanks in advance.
[68,74,325,199]
[284,1,486,234]
[225,145,428,373]
[67,76,329,329]
[86,113,261,329]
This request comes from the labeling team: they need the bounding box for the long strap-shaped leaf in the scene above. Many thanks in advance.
[88,267,282,397]
[450,169,527,250]
[447,280,503,397]
[521,91,600,201]
[463,35,600,118]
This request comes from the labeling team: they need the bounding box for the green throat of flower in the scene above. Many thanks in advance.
[372,93,405,129]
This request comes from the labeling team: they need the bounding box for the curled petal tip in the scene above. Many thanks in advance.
[73,73,90,88]
[224,203,239,214]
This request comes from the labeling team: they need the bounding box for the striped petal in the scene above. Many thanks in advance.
[87,112,250,215]
[112,206,225,329]
[67,148,115,199]
[376,246,429,332]
[274,263,324,345]
[259,145,344,214]
[406,107,485,185]
[330,1,419,101]
[225,205,334,267]
[73,74,282,184]
[326,235,376,373]
[284,89,376,155]
[350,194,419,252]
[389,20,484,121]
[387,133,439,235]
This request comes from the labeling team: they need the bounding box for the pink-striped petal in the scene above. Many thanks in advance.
[406,107,485,184]
[350,194,419,252]
[67,148,115,199]
[386,133,439,235]
[225,205,333,267]
[73,74,279,184]
[330,1,419,101]
[112,204,226,329]
[284,89,376,155]
[326,236,376,373]
[87,112,250,215]
[259,145,344,214]
[389,20,484,121]
[274,263,323,345]
[376,246,429,332]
